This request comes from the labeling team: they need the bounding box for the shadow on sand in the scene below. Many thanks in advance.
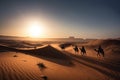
[0,45,74,66]
[63,51,120,80]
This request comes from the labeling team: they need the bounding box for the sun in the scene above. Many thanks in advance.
[27,21,44,38]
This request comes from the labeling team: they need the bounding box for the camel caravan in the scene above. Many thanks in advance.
[73,45,104,57]
[59,43,105,57]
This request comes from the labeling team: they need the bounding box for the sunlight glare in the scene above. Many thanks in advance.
[27,21,44,38]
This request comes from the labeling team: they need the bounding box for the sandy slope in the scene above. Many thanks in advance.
[52,44,120,79]
[0,52,42,80]
[0,43,119,80]
[0,51,109,80]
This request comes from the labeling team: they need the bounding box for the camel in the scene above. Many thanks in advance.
[94,48,104,57]
[73,45,79,54]
[79,46,86,55]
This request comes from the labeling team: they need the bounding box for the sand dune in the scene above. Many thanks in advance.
[0,51,110,80]
[0,45,73,66]
[66,39,120,62]
[0,52,42,80]
[0,40,120,80]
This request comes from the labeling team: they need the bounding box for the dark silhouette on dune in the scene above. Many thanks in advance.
[73,45,79,54]
[59,43,72,50]
[60,45,65,50]
[79,46,86,55]
[94,45,104,57]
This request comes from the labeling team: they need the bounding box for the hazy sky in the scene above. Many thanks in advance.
[0,0,120,38]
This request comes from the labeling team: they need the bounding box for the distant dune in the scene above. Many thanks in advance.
[87,39,120,47]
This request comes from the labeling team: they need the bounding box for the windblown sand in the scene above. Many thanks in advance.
[0,51,108,80]
[0,40,120,80]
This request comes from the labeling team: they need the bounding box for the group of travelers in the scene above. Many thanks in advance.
[73,45,104,57]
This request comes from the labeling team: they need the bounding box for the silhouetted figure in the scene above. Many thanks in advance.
[73,45,79,54]
[59,43,72,50]
[79,46,86,55]
[94,45,104,57]
[60,45,65,50]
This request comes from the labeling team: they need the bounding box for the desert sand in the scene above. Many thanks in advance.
[0,39,120,80]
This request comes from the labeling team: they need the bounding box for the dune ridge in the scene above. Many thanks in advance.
[0,39,120,80]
